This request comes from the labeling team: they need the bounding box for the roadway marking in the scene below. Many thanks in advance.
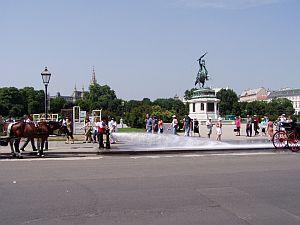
[0,152,279,162]
[129,152,276,159]
[0,156,104,162]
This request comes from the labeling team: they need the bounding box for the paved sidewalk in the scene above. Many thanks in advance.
[0,124,273,157]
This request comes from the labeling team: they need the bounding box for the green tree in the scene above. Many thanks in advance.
[266,98,294,116]
[184,88,197,100]
[0,87,25,117]
[216,89,239,116]
[50,96,67,113]
[87,84,117,111]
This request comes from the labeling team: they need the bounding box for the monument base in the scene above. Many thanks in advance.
[186,88,220,122]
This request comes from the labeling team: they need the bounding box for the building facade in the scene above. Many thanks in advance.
[51,67,98,103]
[268,88,300,115]
[239,87,269,102]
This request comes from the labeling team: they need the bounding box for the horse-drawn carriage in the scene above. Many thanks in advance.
[272,121,300,152]
[0,120,66,158]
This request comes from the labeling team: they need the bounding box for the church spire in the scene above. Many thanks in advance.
[90,66,97,86]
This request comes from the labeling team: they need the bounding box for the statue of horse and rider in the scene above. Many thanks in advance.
[195,52,210,88]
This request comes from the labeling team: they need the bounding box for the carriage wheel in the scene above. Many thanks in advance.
[272,131,288,149]
[287,132,300,152]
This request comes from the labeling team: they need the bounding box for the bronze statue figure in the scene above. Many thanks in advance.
[195,52,209,88]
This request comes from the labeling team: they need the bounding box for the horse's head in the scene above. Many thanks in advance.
[48,121,61,130]
[48,120,69,135]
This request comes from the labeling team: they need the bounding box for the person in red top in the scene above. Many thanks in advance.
[97,117,106,149]
[235,116,241,136]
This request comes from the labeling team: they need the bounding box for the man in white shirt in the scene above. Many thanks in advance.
[206,117,213,138]
[108,118,117,144]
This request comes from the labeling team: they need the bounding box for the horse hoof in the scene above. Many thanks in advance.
[41,155,45,158]
[11,154,17,158]
[18,155,23,159]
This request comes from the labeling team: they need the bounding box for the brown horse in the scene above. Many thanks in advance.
[4,121,65,158]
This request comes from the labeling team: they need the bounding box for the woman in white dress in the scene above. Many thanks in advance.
[216,118,223,141]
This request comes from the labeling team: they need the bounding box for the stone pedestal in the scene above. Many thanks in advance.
[187,88,220,122]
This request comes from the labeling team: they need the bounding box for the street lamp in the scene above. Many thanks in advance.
[41,66,51,120]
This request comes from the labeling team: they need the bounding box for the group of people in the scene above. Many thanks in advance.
[145,114,164,134]
[145,114,223,141]
[235,114,293,141]
[62,116,118,149]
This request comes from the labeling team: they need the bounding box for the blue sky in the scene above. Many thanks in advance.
[1,0,299,100]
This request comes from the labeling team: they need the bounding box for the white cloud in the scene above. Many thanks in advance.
[173,0,284,9]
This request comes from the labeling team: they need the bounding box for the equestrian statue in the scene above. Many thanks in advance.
[194,52,210,88]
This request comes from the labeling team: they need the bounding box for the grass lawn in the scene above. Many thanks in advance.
[118,128,145,133]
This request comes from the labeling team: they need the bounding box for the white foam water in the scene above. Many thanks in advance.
[114,133,273,151]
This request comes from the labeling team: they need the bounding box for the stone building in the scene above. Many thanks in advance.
[239,87,269,102]
[268,88,300,115]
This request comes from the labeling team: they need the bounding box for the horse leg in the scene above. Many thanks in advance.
[38,139,45,157]
[14,139,23,159]
[20,138,30,151]
[30,138,37,151]
[9,140,16,157]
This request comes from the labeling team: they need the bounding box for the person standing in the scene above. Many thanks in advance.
[158,118,164,134]
[171,115,178,135]
[253,115,260,136]
[235,116,241,136]
[260,118,267,136]
[152,116,159,134]
[65,117,74,144]
[216,118,223,141]
[92,117,99,143]
[246,115,252,137]
[183,115,192,136]
[97,118,106,149]
[193,118,200,137]
[108,117,117,144]
[266,120,274,141]
[206,117,213,138]
[146,114,153,133]
[83,118,92,143]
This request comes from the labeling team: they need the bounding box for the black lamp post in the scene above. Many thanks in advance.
[41,67,51,151]
[41,66,51,120]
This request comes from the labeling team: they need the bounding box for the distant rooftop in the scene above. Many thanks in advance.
[268,88,300,98]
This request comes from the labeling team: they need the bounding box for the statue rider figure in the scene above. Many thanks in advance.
[195,52,209,88]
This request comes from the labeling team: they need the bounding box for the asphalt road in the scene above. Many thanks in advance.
[1,151,300,225]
